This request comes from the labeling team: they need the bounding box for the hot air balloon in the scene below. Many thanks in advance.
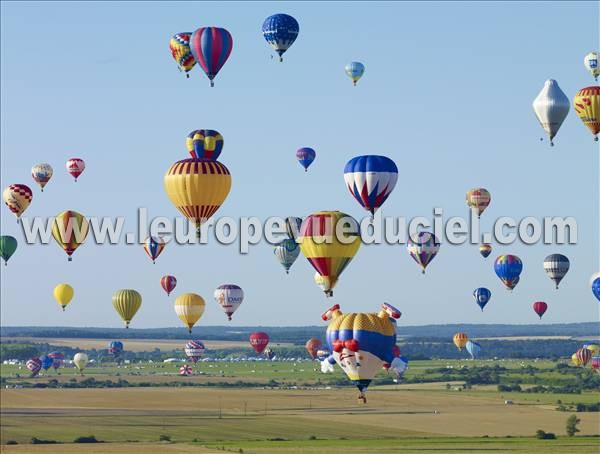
[169,32,196,76]
[160,275,177,296]
[479,243,492,259]
[31,163,53,192]
[584,52,599,81]
[314,272,333,297]
[592,356,600,373]
[305,338,322,359]
[214,284,244,321]
[186,130,223,160]
[591,272,600,302]
[453,333,468,351]
[164,159,231,238]
[3,184,32,221]
[543,254,569,289]
[0,235,17,265]
[66,158,85,182]
[52,210,89,261]
[343,155,398,215]
[494,255,523,291]
[40,355,53,371]
[473,288,491,311]
[532,301,548,320]
[320,303,403,403]
[249,332,269,354]
[47,351,64,371]
[407,231,440,274]
[143,236,165,264]
[108,341,124,358]
[189,27,233,87]
[345,61,365,86]
[179,364,193,376]
[53,283,74,311]
[285,216,302,241]
[184,340,205,363]
[297,211,361,296]
[296,147,315,172]
[573,86,600,141]
[112,289,142,328]
[575,347,592,366]
[174,293,205,333]
[264,348,275,360]
[532,79,570,146]
[262,14,299,62]
[466,188,491,218]
[26,357,42,377]
[571,352,583,366]
[466,340,482,359]
[73,352,88,375]
[274,238,300,273]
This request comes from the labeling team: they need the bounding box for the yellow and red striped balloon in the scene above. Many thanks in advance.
[51,210,89,261]
[573,86,600,141]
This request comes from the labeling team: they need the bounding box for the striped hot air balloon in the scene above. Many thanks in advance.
[274,238,300,274]
[169,32,196,76]
[184,340,205,363]
[112,289,142,328]
[174,293,205,333]
[494,255,523,291]
[543,254,569,289]
[407,232,440,274]
[573,86,600,141]
[343,155,398,215]
[51,210,89,261]
[189,27,233,87]
[575,348,592,366]
[186,130,223,160]
[466,188,491,218]
[160,275,177,296]
[143,236,165,264]
[179,364,193,376]
[26,357,42,376]
[453,333,468,351]
[591,356,600,372]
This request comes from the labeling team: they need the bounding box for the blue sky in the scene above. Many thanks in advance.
[1,2,598,328]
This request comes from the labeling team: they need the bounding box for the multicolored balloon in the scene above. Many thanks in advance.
[296,147,316,172]
[584,344,600,356]
[575,347,592,366]
[532,79,570,146]
[543,254,569,289]
[343,155,398,215]
[41,355,53,371]
[584,52,599,81]
[466,340,482,359]
[174,293,205,333]
[26,357,42,376]
[453,333,468,351]
[53,283,74,311]
[407,232,440,274]
[274,238,300,274]
[66,158,85,182]
[466,188,491,218]
[169,33,196,76]
[591,356,600,372]
[3,184,33,221]
[0,235,17,265]
[297,211,361,296]
[186,130,223,160]
[479,243,492,259]
[473,288,491,311]
[52,210,89,261]
[179,364,193,376]
[533,301,548,320]
[112,289,142,328]
[591,272,600,302]
[108,341,124,357]
[494,255,523,291]
[189,27,233,87]
[160,275,177,296]
[184,340,205,363]
[249,332,269,354]
[214,284,244,321]
[143,236,165,264]
[73,352,88,375]
[285,216,302,241]
[345,61,365,86]
[305,338,322,359]
[47,351,64,370]
[573,86,600,141]
[31,163,53,192]
[314,272,333,297]
[262,14,299,62]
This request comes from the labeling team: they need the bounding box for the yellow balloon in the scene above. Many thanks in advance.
[174,293,205,333]
[585,344,600,356]
[571,352,583,367]
[573,86,600,140]
[52,210,89,261]
[112,289,142,328]
[53,284,74,311]
[453,333,468,350]
[164,159,231,237]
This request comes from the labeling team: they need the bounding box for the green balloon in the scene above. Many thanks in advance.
[0,235,18,265]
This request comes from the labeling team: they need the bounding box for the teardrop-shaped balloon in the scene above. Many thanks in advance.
[214,284,244,321]
[473,288,491,311]
[160,275,177,296]
[53,283,74,311]
[305,338,322,359]
[26,357,42,376]
[0,235,18,265]
[573,86,600,141]
[584,52,599,81]
[52,210,89,261]
[407,232,440,274]
[466,188,491,218]
[189,27,233,87]
[184,340,205,363]
[262,14,299,62]
[112,289,142,328]
[143,236,165,264]
[249,332,269,353]
[186,130,223,160]
[532,79,570,146]
[66,158,85,182]
[108,341,124,357]
[3,184,33,220]
[296,148,315,172]
[345,61,365,86]
[174,293,205,333]
[591,272,600,302]
[73,352,89,374]
[533,301,548,319]
[494,255,523,291]
[479,243,492,258]
[344,155,398,215]
[453,333,468,350]
[543,254,569,289]
[169,33,196,75]
[274,238,300,274]
[31,163,53,192]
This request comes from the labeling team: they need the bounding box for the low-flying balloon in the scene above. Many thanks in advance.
[584,52,599,81]
[345,61,365,86]
[571,352,582,366]
[3,184,33,221]
[143,236,165,264]
[108,341,124,358]
[453,333,468,351]
[53,283,74,311]
[0,235,17,265]
[479,244,492,259]
[52,210,89,261]
[592,356,600,373]
[174,293,205,333]
[26,357,42,377]
[112,289,142,328]
[573,86,600,141]
[47,351,64,371]
[73,352,88,375]
[305,338,322,359]
[264,348,275,360]
[494,255,523,291]
[66,158,85,182]
[407,232,440,274]
[466,340,482,359]
[160,275,177,296]
[274,238,300,273]
[186,130,223,160]
[473,288,491,311]
[184,340,205,363]
[189,27,233,87]
[296,147,316,172]
[543,254,569,289]
[31,164,53,192]
[169,32,196,76]
[262,14,299,62]
[214,284,244,321]
[466,188,491,218]
[343,155,398,215]
[41,355,53,371]
[532,79,570,146]
[179,364,193,376]
[584,344,600,356]
[591,273,600,302]
[314,272,333,297]
[575,347,592,366]
[249,332,269,354]
[533,301,548,320]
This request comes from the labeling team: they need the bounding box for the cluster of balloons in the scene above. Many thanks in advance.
[571,344,600,368]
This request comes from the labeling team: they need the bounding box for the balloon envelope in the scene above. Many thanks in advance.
[533,301,548,319]
[573,86,600,140]
[31,163,53,191]
[407,232,440,273]
[53,284,74,311]
[3,184,33,219]
[214,284,244,321]
[143,236,165,263]
[494,255,523,291]
[532,79,570,145]
[343,155,398,215]
[184,340,205,363]
[160,275,177,296]
[262,14,299,61]
[466,188,491,218]
[249,332,269,353]
[466,340,482,359]
[112,289,142,328]
[543,254,569,289]
[169,33,196,74]
[584,52,599,81]
[591,272,600,302]
[52,210,89,261]
[73,352,88,372]
[108,341,124,357]
[189,27,233,87]
[174,293,205,332]
[345,61,365,85]
[305,338,322,359]
[453,333,468,350]
[473,288,491,311]
[479,243,492,258]
[26,357,42,376]
[296,148,316,171]
[0,235,17,265]
[274,238,300,273]
[66,158,85,181]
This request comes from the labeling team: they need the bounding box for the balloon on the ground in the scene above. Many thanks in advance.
[189,27,233,87]
[174,293,205,333]
[160,275,177,296]
[543,254,569,289]
[52,210,89,261]
[26,357,42,376]
[264,348,275,360]
[214,284,244,321]
[453,333,468,350]
[494,255,523,291]
[112,289,142,328]
[343,155,398,215]
[473,288,491,311]
[466,340,482,359]
[262,14,299,62]
[573,86,600,141]
[591,272,600,302]
[305,338,322,359]
[53,283,74,311]
[314,272,333,297]
[296,147,316,172]
[169,33,196,76]
[0,235,17,265]
[31,163,53,192]
[41,355,53,371]
[3,184,32,220]
[73,352,88,374]
[143,236,165,264]
[108,341,124,358]
[47,351,64,370]
[249,332,269,354]
[274,238,300,273]
[184,340,205,363]
[532,79,570,146]
[575,347,592,366]
[584,52,599,81]
[583,344,600,356]
[186,130,223,160]
[592,356,600,372]
[179,364,193,376]
[66,158,85,182]
[532,301,548,319]
[407,231,440,274]
[479,243,492,258]
[345,61,365,86]
[466,188,491,218]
